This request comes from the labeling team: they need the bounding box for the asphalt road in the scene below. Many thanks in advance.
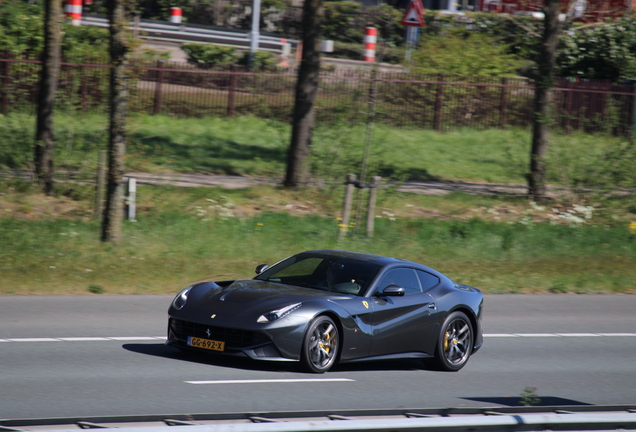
[1,294,635,419]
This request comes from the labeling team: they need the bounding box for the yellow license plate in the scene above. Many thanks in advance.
[187,336,225,352]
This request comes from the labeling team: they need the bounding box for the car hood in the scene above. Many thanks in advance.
[178,279,348,325]
[207,279,338,304]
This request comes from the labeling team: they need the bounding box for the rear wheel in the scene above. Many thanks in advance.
[301,316,339,373]
[434,311,473,371]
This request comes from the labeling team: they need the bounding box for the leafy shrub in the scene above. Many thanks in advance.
[88,285,106,294]
[238,51,279,72]
[323,2,366,43]
[367,4,405,47]
[182,43,240,67]
[413,31,521,77]
[0,1,44,55]
[62,25,110,59]
[328,41,403,64]
[558,17,636,82]
[0,1,110,59]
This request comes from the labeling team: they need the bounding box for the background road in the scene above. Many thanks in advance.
[1,294,635,419]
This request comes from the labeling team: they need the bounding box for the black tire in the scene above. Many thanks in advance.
[433,311,474,371]
[301,316,339,373]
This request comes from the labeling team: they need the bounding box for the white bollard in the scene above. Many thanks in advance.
[126,178,136,221]
[363,27,377,62]
[170,7,182,24]
[65,0,82,25]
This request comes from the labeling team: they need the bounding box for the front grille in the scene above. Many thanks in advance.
[169,318,271,350]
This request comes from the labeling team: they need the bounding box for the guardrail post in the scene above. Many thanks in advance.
[563,80,574,134]
[96,150,106,220]
[434,73,444,132]
[499,77,508,129]
[153,60,164,115]
[126,177,136,221]
[81,65,88,112]
[339,174,356,239]
[227,64,238,117]
[632,80,636,135]
[366,176,381,237]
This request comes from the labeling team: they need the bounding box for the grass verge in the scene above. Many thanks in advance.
[2,112,633,185]
[1,184,634,295]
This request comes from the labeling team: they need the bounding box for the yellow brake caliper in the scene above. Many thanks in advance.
[324,332,331,353]
[444,331,450,351]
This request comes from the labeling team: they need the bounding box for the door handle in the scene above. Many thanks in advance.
[428,303,436,309]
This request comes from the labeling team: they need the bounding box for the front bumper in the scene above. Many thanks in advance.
[166,317,297,362]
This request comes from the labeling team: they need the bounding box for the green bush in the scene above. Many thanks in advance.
[558,17,636,82]
[0,1,110,59]
[413,31,521,77]
[62,25,110,59]
[238,51,279,72]
[0,1,44,55]
[323,1,366,43]
[367,4,405,47]
[329,41,403,64]
[182,43,240,67]
[182,43,280,71]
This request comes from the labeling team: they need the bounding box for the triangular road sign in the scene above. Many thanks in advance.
[402,0,425,27]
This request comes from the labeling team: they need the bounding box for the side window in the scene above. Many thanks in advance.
[377,268,422,295]
[416,270,440,291]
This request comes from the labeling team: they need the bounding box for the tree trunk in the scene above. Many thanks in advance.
[35,0,62,196]
[101,0,132,243]
[283,0,323,188]
[528,0,560,202]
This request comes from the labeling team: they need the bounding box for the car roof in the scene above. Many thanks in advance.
[298,249,446,279]
[299,249,411,266]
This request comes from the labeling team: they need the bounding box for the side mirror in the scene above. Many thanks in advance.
[379,284,405,297]
[255,264,269,275]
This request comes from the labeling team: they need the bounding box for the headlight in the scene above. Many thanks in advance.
[171,286,193,310]
[257,302,302,323]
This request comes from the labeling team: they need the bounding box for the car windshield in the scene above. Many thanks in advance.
[255,254,382,296]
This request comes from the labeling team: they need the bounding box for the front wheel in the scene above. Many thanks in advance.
[434,311,473,371]
[301,316,339,373]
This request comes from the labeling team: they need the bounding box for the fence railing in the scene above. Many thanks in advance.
[2,52,635,133]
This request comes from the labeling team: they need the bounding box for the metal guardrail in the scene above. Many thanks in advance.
[2,405,636,432]
[81,15,297,53]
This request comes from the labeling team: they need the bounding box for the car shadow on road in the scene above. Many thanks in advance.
[123,343,305,372]
[461,396,592,406]
[122,343,437,373]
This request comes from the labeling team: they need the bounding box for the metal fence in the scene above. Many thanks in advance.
[2,52,635,133]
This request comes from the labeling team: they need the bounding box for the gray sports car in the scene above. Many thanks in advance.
[167,249,483,373]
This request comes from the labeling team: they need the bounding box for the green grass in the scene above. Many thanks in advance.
[2,112,631,186]
[0,184,634,295]
[0,112,634,295]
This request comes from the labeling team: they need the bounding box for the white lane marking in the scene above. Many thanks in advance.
[517,333,559,337]
[185,379,355,385]
[484,333,636,337]
[107,336,160,341]
[598,333,636,337]
[1,334,635,343]
[0,336,166,342]
[485,334,520,337]
[555,333,600,337]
